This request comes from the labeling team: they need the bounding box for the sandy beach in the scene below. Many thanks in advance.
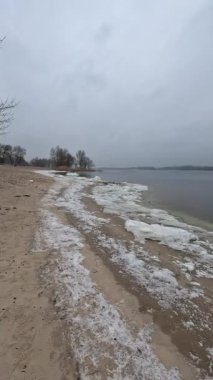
[0,166,212,379]
[0,167,77,379]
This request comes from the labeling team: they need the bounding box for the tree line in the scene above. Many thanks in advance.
[31,146,94,170]
[0,144,26,165]
[0,144,94,170]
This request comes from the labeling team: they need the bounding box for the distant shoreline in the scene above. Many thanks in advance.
[30,166,96,173]
[99,166,213,171]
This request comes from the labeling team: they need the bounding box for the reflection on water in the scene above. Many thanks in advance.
[91,169,213,226]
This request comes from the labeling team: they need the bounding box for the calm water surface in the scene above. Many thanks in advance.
[93,169,213,226]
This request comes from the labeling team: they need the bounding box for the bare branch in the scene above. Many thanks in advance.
[0,37,17,135]
[0,99,17,135]
[0,36,6,44]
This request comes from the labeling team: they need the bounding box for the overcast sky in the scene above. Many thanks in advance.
[0,0,212,166]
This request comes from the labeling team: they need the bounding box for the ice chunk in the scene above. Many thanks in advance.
[125,220,199,252]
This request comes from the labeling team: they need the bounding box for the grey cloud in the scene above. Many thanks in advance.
[0,0,212,166]
[95,23,112,43]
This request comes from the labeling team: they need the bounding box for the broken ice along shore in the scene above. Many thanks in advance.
[34,170,213,379]
[36,169,213,287]
[37,169,213,278]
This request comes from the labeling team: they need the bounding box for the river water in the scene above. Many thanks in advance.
[91,169,213,228]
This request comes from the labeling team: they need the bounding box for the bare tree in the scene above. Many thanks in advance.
[0,37,16,135]
[0,99,16,135]
[50,146,75,168]
[49,147,94,170]
[12,145,26,165]
[76,150,94,169]
[84,156,94,169]
[76,150,86,168]
[0,143,13,163]
[0,143,27,165]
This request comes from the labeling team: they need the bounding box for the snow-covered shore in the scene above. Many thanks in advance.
[34,170,213,379]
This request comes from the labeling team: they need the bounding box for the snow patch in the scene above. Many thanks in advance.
[92,182,148,216]
[43,175,107,232]
[97,235,204,309]
[34,210,180,380]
